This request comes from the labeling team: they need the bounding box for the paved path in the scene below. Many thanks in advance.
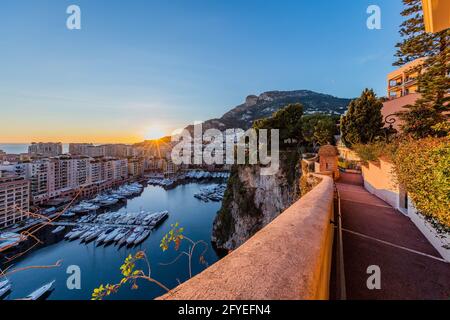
[337,172,450,300]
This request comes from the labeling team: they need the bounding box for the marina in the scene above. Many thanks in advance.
[148,171,230,189]
[0,182,222,300]
[194,184,227,202]
[58,211,169,248]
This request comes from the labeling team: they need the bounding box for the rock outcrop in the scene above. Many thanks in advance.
[212,151,302,250]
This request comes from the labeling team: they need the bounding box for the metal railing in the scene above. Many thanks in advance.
[333,183,347,300]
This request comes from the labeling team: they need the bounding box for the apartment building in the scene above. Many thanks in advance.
[103,144,128,158]
[387,58,424,100]
[128,158,144,178]
[19,155,130,205]
[89,160,103,184]
[163,158,178,176]
[70,143,141,158]
[0,177,30,228]
[25,160,51,202]
[69,143,93,155]
[422,0,450,33]
[383,59,425,131]
[144,157,166,171]
[113,159,129,181]
[86,145,105,158]
[28,142,63,157]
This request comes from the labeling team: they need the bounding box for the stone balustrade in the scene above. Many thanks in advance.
[158,175,335,300]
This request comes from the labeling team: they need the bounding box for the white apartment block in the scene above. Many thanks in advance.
[128,158,144,178]
[0,177,30,228]
[25,160,51,202]
[89,160,103,184]
[113,159,128,181]
[20,155,130,205]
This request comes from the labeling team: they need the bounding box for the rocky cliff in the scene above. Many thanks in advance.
[212,151,302,250]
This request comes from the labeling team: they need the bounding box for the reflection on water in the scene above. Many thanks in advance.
[1,182,221,300]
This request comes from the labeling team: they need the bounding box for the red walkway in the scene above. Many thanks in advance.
[337,172,450,300]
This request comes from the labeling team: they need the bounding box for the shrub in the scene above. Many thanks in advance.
[392,137,450,227]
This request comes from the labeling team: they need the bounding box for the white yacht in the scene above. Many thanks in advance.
[20,281,55,300]
[126,227,144,246]
[134,229,151,245]
[0,283,11,298]
[51,226,65,234]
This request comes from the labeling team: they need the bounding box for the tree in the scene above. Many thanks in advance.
[302,114,337,150]
[340,89,384,147]
[394,0,450,138]
[253,103,304,146]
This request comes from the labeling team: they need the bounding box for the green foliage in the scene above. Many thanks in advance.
[92,251,149,300]
[394,0,450,138]
[396,101,448,139]
[392,137,450,227]
[302,114,338,149]
[92,224,207,300]
[253,103,304,146]
[353,141,394,163]
[160,223,184,252]
[340,89,384,147]
[300,174,321,197]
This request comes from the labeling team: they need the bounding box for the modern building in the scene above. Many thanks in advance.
[383,59,425,131]
[69,143,93,155]
[112,159,129,181]
[128,158,144,178]
[25,160,51,203]
[163,158,178,176]
[28,142,63,157]
[0,177,30,228]
[387,58,424,100]
[422,0,450,33]
[103,144,129,158]
[24,156,121,204]
[86,145,105,158]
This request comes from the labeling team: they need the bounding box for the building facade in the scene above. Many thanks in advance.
[128,158,144,178]
[0,177,30,228]
[28,142,63,157]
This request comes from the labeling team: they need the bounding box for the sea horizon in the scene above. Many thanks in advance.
[0,143,70,154]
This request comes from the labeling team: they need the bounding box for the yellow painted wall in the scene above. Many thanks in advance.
[422,0,450,33]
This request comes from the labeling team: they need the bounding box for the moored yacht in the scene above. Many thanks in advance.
[19,280,55,300]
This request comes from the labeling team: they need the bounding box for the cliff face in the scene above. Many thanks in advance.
[212,151,301,250]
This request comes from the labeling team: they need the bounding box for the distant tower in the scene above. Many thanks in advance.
[318,145,340,180]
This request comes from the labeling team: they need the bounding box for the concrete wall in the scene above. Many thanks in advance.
[362,159,450,262]
[382,93,420,131]
[362,159,400,209]
[158,175,335,300]
[407,200,450,262]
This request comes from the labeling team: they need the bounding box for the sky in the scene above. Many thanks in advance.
[0,0,405,144]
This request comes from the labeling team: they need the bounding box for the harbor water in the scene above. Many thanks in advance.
[1,182,222,300]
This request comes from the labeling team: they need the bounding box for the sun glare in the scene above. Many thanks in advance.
[144,127,166,140]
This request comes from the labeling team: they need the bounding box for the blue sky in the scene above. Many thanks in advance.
[0,0,405,143]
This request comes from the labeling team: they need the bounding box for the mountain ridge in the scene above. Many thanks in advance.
[186,89,352,133]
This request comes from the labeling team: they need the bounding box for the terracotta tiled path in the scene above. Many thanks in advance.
[336,172,450,300]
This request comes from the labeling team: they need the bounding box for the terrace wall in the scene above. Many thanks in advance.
[158,175,335,300]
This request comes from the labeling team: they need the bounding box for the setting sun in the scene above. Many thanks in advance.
[144,126,167,140]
